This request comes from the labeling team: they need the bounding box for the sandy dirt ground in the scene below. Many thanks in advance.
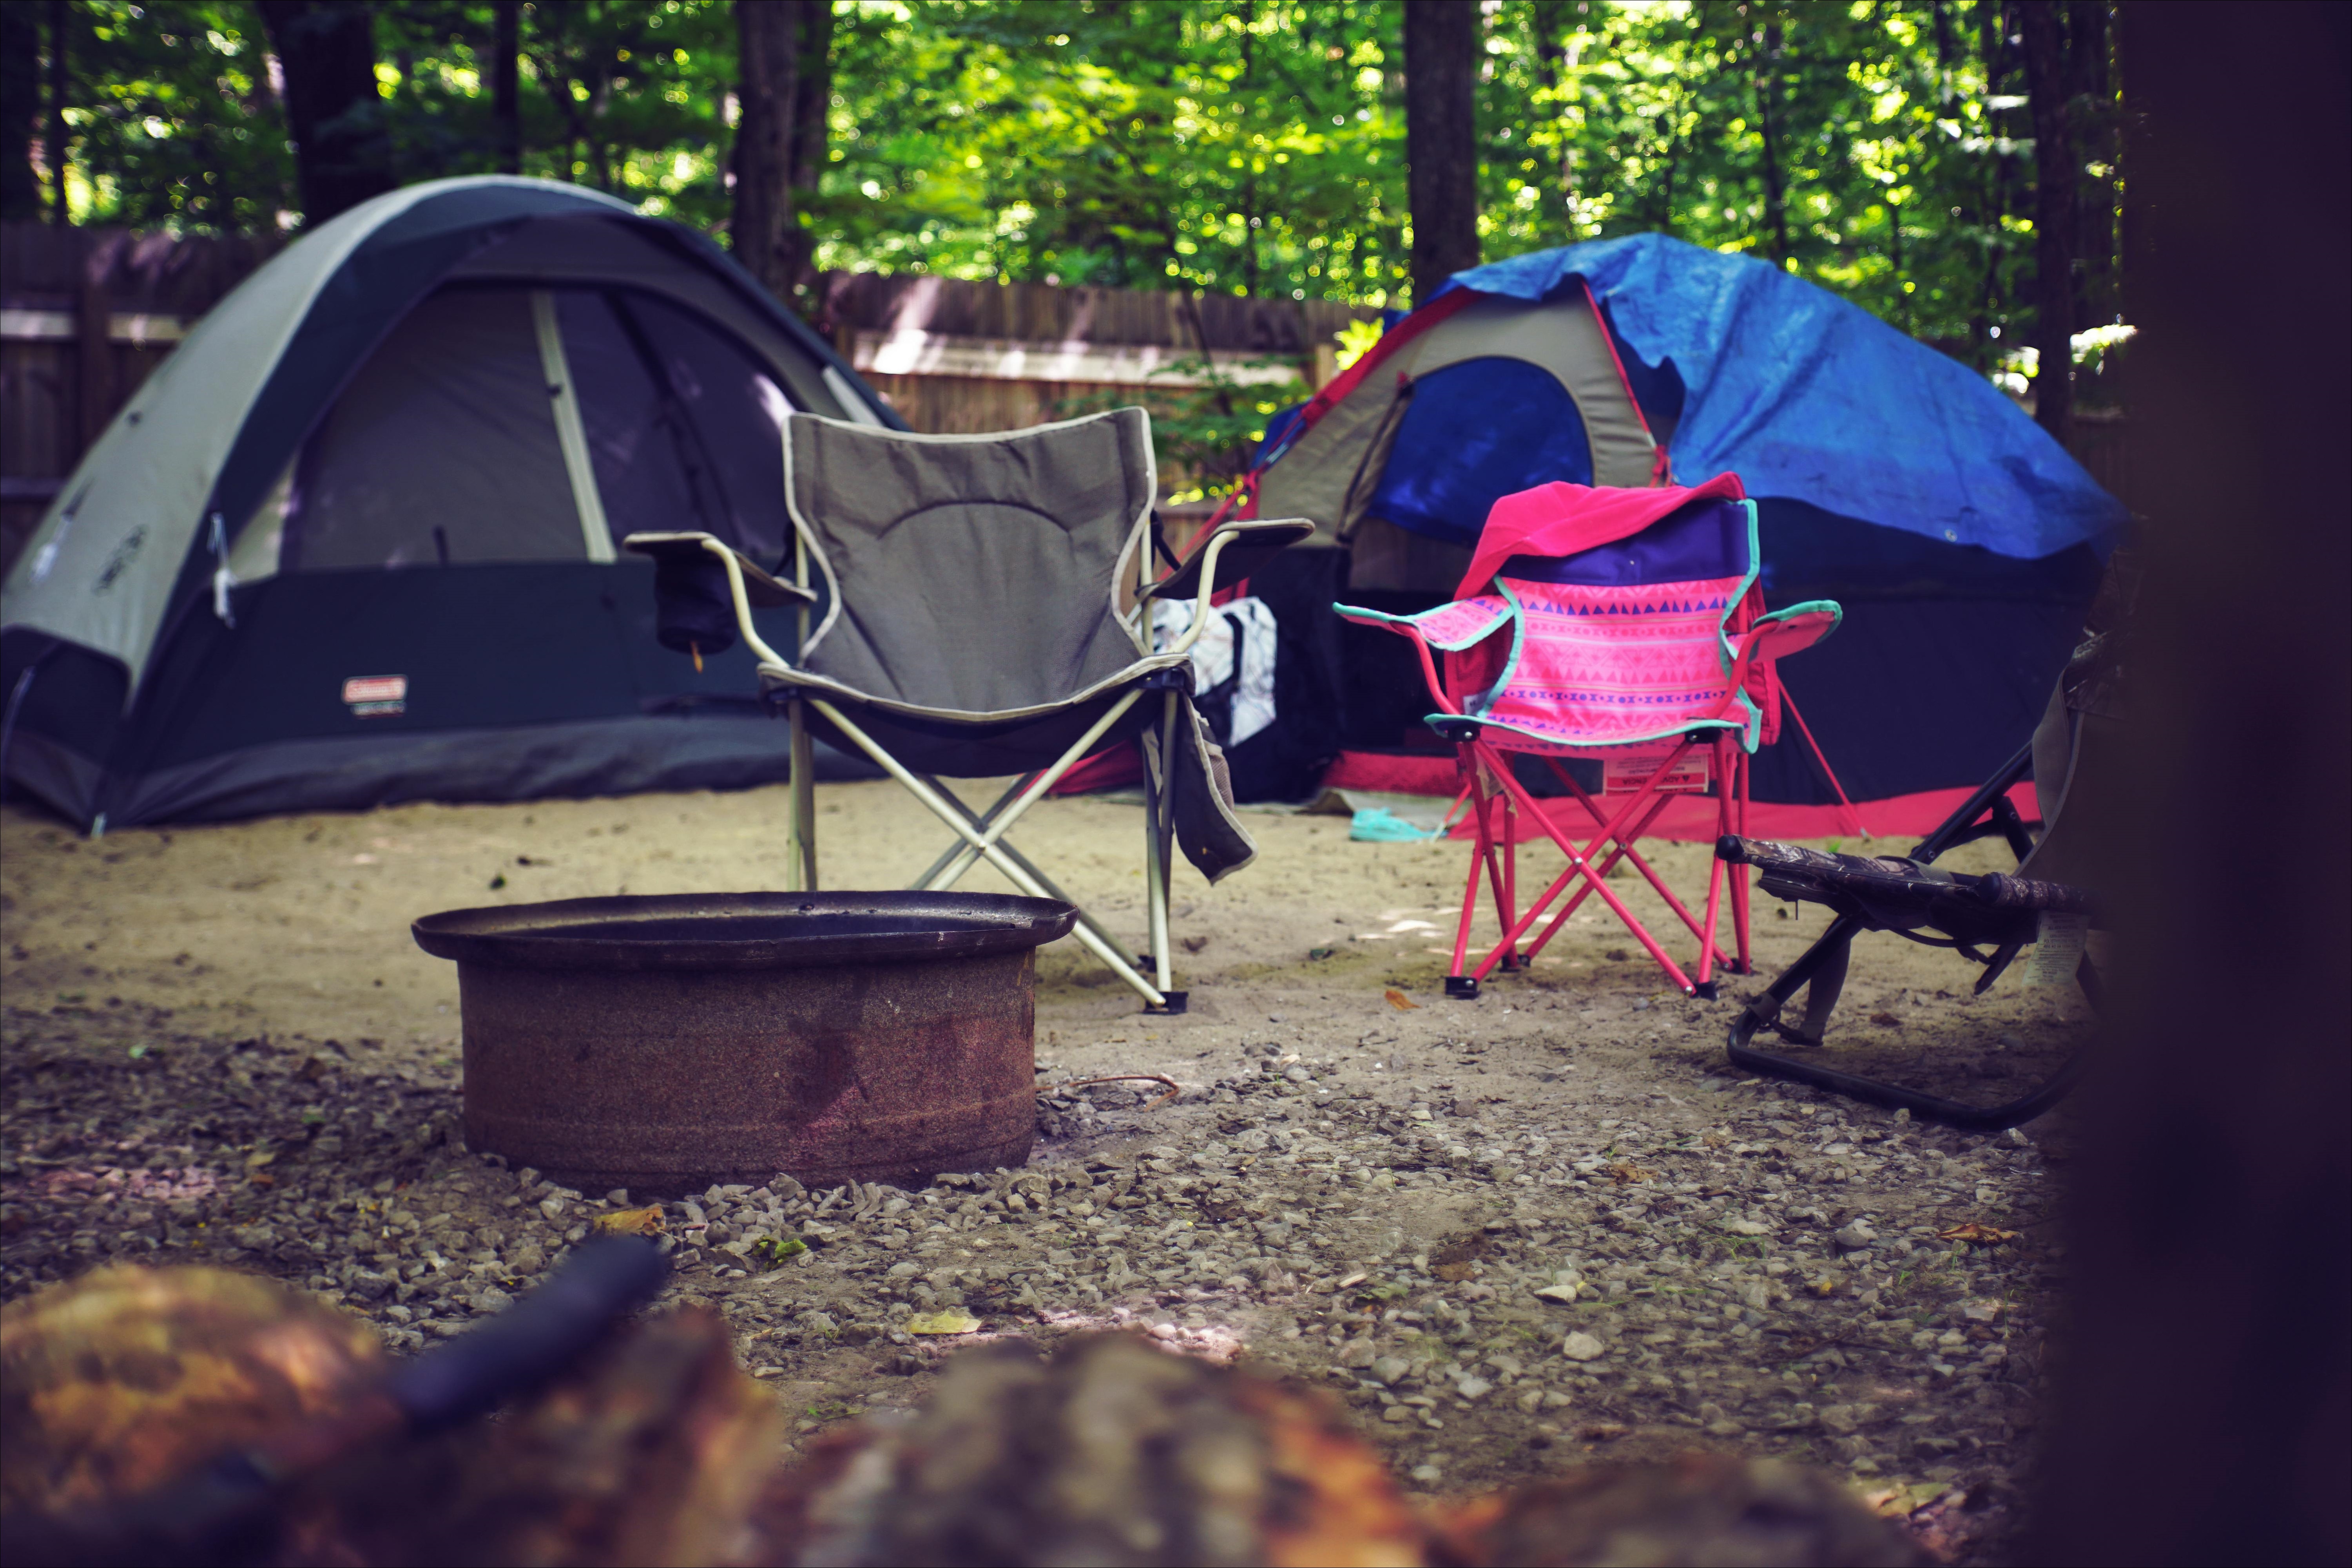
[0,777,2089,1561]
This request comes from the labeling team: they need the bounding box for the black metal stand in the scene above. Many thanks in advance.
[1720,741,2092,1132]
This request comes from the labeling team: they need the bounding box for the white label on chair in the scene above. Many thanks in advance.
[1604,752,1711,794]
[2026,912,2089,986]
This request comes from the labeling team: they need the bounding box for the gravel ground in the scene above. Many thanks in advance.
[0,783,2086,1563]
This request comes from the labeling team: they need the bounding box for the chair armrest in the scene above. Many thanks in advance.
[621,531,800,672]
[1721,600,1841,698]
[1138,518,1314,605]
[1718,834,2092,931]
[622,532,815,607]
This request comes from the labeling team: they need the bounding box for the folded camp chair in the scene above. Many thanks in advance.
[624,407,1310,1012]
[1335,476,1841,1000]
[1712,562,2131,1129]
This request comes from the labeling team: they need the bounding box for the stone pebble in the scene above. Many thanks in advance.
[0,1001,2058,1560]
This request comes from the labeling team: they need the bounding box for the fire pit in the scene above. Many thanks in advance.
[411,892,1076,1194]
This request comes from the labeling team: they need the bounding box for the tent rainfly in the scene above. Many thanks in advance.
[0,176,895,831]
[1225,233,2129,819]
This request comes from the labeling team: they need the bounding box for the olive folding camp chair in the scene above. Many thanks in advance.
[1712,564,2129,1129]
[1336,476,1841,1000]
[625,407,1309,1012]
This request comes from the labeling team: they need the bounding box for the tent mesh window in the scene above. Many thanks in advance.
[274,285,799,575]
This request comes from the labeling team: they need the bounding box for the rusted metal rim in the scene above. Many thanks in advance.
[412,891,1077,971]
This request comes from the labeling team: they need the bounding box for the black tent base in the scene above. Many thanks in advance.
[1,715,877,832]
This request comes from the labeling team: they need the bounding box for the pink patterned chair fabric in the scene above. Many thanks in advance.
[1338,492,1838,757]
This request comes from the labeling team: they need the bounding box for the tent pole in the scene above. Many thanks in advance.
[530,291,615,565]
[1779,683,1868,841]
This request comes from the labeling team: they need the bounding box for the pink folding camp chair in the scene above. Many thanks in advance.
[1335,475,1841,1000]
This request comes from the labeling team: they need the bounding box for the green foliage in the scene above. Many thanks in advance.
[43,0,2120,378]
[828,1,1411,300]
[69,2,294,231]
[1056,349,1304,496]
[1474,0,2105,367]
[750,1233,809,1269]
[58,0,739,232]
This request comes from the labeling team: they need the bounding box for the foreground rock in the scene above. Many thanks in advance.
[1,967,2070,1563]
[2,1266,1921,1567]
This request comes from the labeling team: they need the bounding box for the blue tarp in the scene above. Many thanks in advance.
[1438,235,2126,561]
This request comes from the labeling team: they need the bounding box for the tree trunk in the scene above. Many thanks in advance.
[734,0,830,305]
[1403,0,1480,307]
[585,69,613,192]
[492,0,520,175]
[787,0,832,197]
[45,0,69,225]
[2,5,40,221]
[1975,0,2011,367]
[2063,0,2118,337]
[256,0,396,225]
[1531,0,1580,239]
[2020,0,2075,443]
[2031,5,2349,1561]
[1753,19,1790,265]
[1890,194,1908,333]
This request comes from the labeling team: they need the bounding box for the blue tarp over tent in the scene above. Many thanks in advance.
[1243,234,2128,810]
[1438,235,2125,559]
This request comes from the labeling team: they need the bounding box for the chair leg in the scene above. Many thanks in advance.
[1515,788,1658,947]
[914,775,1129,959]
[913,773,1036,891]
[1696,737,1737,996]
[1731,747,1754,976]
[1497,789,1524,969]
[808,695,1169,1008]
[1448,753,1492,998]
[785,698,817,893]
[1141,692,1183,1012]
[1519,793,1678,965]
[1795,936,1852,1043]
[1478,802,1514,967]
[1468,740,1700,994]
[1544,760,1732,966]
[912,686,1141,891]
[1725,916,2090,1132]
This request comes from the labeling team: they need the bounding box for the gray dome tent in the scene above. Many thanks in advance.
[0,177,897,830]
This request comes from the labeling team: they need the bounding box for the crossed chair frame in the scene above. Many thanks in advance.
[1384,601,1828,1002]
[625,521,1283,1013]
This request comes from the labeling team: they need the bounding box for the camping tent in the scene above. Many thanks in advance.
[1227,233,2127,827]
[0,176,895,831]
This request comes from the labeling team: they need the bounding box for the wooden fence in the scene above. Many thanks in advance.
[0,218,2133,581]
[1,224,285,576]
[810,269,1374,437]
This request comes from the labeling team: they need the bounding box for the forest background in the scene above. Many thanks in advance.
[0,0,2129,464]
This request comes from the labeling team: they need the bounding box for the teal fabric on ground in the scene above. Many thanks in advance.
[1351,807,1444,842]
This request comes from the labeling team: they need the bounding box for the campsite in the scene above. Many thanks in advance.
[0,775,2080,1559]
[2,5,2345,1568]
